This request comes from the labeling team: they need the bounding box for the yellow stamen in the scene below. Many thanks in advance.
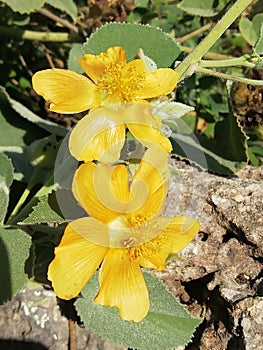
[98,63,145,104]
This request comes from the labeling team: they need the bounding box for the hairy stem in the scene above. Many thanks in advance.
[199,55,258,68]
[175,0,254,79]
[0,25,82,42]
[197,66,263,85]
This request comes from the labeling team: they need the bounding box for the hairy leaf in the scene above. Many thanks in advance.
[75,272,202,350]
[170,131,247,175]
[1,0,45,13]
[177,0,219,17]
[21,196,65,225]
[82,22,181,68]
[0,153,13,224]
[0,227,31,304]
[46,0,77,20]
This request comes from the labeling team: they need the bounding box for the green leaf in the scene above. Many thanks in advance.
[252,13,263,38]
[1,146,34,182]
[68,43,83,73]
[1,0,45,13]
[0,153,14,224]
[247,148,259,166]
[82,23,181,68]
[0,152,14,188]
[177,0,218,17]
[46,0,78,20]
[9,96,68,137]
[0,227,31,304]
[0,87,47,148]
[172,81,248,175]
[212,115,248,164]
[239,17,258,46]
[0,86,67,138]
[0,181,9,224]
[75,272,202,350]
[152,100,194,120]
[1,0,77,18]
[248,145,263,156]
[170,131,247,175]
[27,134,60,170]
[21,195,65,225]
[255,22,263,55]
[134,0,149,8]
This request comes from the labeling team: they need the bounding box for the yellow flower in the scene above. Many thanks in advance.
[32,46,179,113]
[48,148,200,322]
[68,102,172,163]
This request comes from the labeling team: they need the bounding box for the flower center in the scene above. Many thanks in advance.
[97,62,145,104]
[128,231,166,261]
[108,215,163,248]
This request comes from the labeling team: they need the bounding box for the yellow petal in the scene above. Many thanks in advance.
[69,216,112,248]
[137,216,200,269]
[48,219,108,300]
[32,69,99,113]
[69,107,126,162]
[121,102,172,152]
[121,102,160,128]
[72,162,130,223]
[127,123,172,153]
[95,249,149,322]
[127,147,169,220]
[138,68,179,99]
[78,46,127,84]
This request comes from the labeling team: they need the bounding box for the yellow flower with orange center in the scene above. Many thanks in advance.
[32,46,179,162]
[32,46,179,112]
[48,148,199,322]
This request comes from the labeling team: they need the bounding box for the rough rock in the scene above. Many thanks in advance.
[161,160,263,349]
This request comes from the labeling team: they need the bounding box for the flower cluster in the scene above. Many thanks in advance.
[32,46,200,322]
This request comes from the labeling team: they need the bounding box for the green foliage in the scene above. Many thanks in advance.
[21,195,65,225]
[0,87,47,148]
[0,153,31,303]
[0,152,14,189]
[238,12,263,53]
[68,43,83,73]
[1,0,77,19]
[0,227,31,304]
[47,0,77,20]
[1,0,46,13]
[27,134,60,170]
[75,272,202,350]
[82,22,181,68]
[177,0,220,17]
[171,131,247,175]
[212,112,248,164]
[0,153,13,224]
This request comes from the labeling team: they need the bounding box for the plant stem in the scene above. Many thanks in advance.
[69,318,77,350]
[176,23,212,43]
[199,55,257,68]
[175,0,254,79]
[197,66,263,85]
[37,8,78,33]
[0,25,82,42]
[7,167,43,225]
[7,170,55,225]
[180,45,231,60]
